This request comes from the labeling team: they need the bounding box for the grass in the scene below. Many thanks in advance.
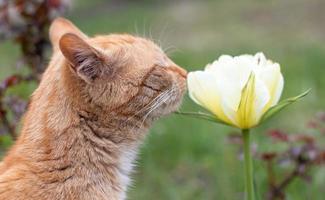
[1,0,324,199]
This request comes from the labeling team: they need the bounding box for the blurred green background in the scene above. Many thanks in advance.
[1,0,324,199]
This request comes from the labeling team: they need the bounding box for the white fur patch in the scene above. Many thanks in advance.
[117,143,139,200]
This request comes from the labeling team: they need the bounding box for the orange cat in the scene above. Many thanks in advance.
[0,18,187,200]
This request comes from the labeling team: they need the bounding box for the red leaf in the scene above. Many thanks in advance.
[47,0,62,8]
[1,75,21,90]
[267,129,289,142]
[261,152,277,161]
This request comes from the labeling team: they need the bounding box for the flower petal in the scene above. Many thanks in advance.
[187,71,233,124]
[253,76,271,122]
[207,57,253,111]
[232,73,270,128]
[236,73,256,128]
[256,63,284,111]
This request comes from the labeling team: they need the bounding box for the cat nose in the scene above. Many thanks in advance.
[169,65,187,78]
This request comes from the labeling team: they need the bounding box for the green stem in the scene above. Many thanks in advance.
[242,129,255,200]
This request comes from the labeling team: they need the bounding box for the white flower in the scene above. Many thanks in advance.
[187,52,284,129]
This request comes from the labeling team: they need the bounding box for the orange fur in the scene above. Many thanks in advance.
[0,18,186,200]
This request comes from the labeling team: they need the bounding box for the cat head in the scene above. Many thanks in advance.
[49,18,187,123]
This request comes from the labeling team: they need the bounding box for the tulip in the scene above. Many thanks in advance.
[187,52,284,129]
[182,52,309,200]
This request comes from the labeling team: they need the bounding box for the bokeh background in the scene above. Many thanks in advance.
[0,0,324,199]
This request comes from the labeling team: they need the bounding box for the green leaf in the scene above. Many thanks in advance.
[260,89,311,123]
[174,111,231,126]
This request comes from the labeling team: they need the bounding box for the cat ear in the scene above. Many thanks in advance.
[59,33,104,83]
[49,18,88,51]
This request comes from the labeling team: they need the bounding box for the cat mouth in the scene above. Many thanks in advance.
[142,88,183,120]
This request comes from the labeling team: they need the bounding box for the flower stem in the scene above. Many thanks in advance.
[242,129,255,200]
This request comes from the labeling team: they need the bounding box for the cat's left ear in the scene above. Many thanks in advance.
[50,18,88,51]
[59,33,105,83]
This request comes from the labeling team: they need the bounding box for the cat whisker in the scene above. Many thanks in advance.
[135,87,176,130]
[163,45,181,56]
[136,89,172,119]
[135,98,167,131]
[121,89,172,126]
[158,21,169,47]
[142,20,147,38]
[134,89,171,115]
[149,23,154,41]
[133,21,139,36]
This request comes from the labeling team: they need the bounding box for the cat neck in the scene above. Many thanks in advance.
[7,98,145,199]
[73,111,144,199]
